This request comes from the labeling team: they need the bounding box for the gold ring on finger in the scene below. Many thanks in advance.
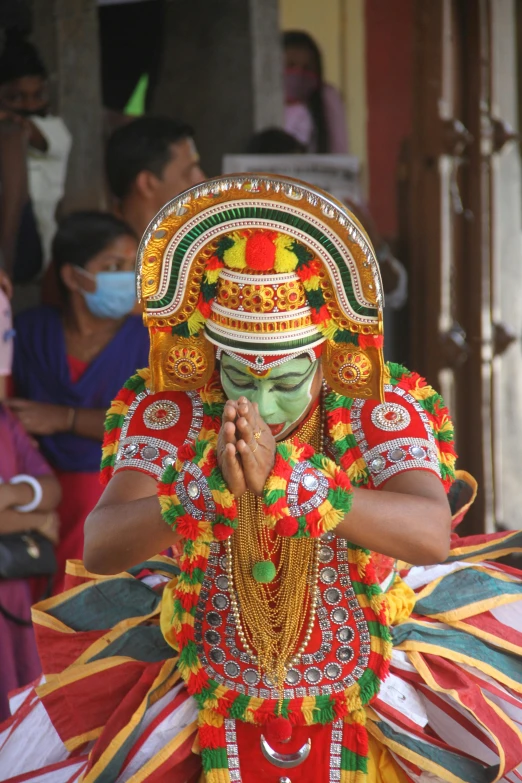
[253,429,262,440]
[251,441,259,453]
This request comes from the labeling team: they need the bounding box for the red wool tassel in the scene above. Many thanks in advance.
[198,724,223,749]
[206,255,225,271]
[212,522,235,540]
[245,232,277,271]
[176,516,204,541]
[358,334,384,349]
[296,258,322,281]
[198,294,212,317]
[311,304,330,324]
[276,517,299,536]
[265,716,293,744]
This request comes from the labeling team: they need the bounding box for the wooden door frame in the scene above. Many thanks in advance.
[408,0,494,534]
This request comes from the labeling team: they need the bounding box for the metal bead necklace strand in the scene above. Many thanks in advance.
[224,390,327,690]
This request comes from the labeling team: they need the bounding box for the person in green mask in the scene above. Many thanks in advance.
[5,176,520,783]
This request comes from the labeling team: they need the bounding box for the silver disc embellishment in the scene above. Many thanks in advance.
[123,443,139,458]
[141,445,159,461]
[143,399,180,430]
[175,461,216,521]
[371,402,411,432]
[287,461,329,517]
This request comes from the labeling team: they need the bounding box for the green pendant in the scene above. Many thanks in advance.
[252,560,276,583]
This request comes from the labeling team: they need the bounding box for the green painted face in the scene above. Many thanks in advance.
[220,353,320,439]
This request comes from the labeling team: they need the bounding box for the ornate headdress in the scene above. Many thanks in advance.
[137,174,385,400]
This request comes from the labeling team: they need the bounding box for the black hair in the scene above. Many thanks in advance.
[106,115,195,200]
[246,127,306,154]
[283,30,329,153]
[0,33,47,85]
[52,211,136,280]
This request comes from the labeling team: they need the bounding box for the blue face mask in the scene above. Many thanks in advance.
[76,268,137,319]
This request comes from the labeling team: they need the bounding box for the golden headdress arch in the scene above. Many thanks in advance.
[137,174,385,400]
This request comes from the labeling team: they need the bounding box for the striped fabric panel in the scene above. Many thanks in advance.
[414,565,522,620]
[369,718,491,783]
[447,530,522,563]
[392,621,522,690]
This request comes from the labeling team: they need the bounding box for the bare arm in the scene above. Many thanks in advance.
[6,399,106,440]
[83,470,180,575]
[221,398,452,566]
[338,471,451,565]
[0,474,61,513]
[0,509,59,543]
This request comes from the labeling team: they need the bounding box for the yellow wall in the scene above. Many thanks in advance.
[279,0,367,190]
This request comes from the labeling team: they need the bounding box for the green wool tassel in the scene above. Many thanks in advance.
[252,560,276,583]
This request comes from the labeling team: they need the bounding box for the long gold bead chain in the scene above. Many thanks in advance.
[225,397,326,694]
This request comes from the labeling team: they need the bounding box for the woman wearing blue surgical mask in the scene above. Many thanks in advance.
[7,211,150,592]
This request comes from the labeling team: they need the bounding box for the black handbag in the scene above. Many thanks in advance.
[0,531,57,580]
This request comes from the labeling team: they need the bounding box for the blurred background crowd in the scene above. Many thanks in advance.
[0,0,521,727]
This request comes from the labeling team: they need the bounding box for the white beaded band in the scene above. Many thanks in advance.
[10,474,43,513]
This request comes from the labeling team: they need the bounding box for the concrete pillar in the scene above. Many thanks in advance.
[32,0,105,210]
[152,0,283,176]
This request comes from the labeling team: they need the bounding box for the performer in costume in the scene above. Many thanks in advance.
[2,175,522,783]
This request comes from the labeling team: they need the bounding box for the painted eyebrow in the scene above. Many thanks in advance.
[270,367,314,381]
[223,365,312,381]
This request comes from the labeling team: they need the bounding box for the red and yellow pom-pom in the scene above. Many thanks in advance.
[245,231,277,271]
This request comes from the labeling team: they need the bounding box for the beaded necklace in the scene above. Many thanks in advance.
[225,404,323,693]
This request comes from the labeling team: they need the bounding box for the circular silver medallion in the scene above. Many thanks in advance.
[205,629,221,646]
[123,443,139,458]
[304,666,322,684]
[337,646,354,663]
[320,567,338,585]
[243,668,260,685]
[331,607,348,624]
[325,663,341,680]
[410,445,427,459]
[141,445,159,461]
[224,661,240,678]
[321,531,335,543]
[162,454,176,468]
[216,575,229,591]
[285,668,301,685]
[212,593,229,611]
[209,647,225,664]
[319,545,334,564]
[207,611,222,627]
[324,588,342,605]
[302,473,319,491]
[388,447,406,462]
[336,627,354,644]
[370,456,386,474]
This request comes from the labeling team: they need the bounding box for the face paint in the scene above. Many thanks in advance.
[220,354,321,440]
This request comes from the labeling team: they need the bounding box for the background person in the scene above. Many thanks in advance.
[7,212,149,591]
[0,287,61,721]
[106,115,205,238]
[0,33,71,288]
[283,30,349,153]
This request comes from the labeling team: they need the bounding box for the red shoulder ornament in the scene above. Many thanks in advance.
[349,362,457,491]
[100,367,205,484]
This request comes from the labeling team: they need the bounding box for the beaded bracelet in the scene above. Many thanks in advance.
[263,439,353,537]
[157,440,237,541]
